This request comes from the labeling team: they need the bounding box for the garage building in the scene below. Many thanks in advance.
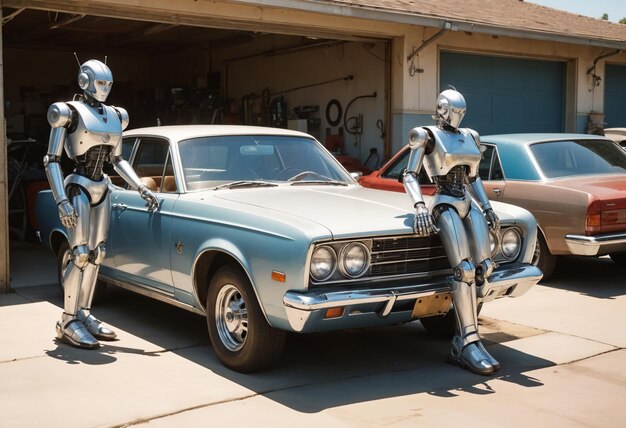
[1,0,625,292]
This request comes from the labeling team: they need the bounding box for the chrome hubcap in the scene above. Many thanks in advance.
[215,284,248,351]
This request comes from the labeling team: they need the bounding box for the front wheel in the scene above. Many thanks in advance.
[206,265,285,372]
[533,232,556,280]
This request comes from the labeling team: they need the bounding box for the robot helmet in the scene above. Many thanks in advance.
[77,59,113,103]
[436,89,466,129]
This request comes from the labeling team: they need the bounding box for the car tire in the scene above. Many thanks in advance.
[533,232,556,280]
[206,265,286,373]
[56,240,107,304]
[420,303,483,338]
[609,252,626,266]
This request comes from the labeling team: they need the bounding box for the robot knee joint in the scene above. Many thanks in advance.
[476,259,494,278]
[90,242,106,265]
[454,260,475,283]
[72,245,90,269]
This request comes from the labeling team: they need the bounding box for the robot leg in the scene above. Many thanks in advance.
[56,188,99,348]
[464,203,500,370]
[77,243,116,340]
[434,205,494,375]
[77,191,116,340]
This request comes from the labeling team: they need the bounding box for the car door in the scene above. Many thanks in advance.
[108,137,180,296]
[479,144,506,202]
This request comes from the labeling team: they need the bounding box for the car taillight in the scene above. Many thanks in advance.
[603,209,626,226]
[585,200,602,235]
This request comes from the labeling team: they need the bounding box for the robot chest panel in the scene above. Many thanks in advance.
[423,127,481,177]
[65,102,122,157]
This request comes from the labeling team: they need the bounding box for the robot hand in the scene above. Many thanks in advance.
[139,186,160,212]
[58,200,78,228]
[414,202,439,236]
[484,208,500,231]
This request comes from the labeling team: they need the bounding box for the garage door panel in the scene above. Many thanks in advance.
[441,52,564,134]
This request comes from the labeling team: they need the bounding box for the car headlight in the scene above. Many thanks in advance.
[501,228,521,260]
[310,246,336,281]
[489,229,500,258]
[338,242,370,278]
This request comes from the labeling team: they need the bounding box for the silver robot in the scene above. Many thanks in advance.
[44,59,159,349]
[402,89,500,375]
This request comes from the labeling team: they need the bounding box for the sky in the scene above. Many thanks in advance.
[527,0,625,23]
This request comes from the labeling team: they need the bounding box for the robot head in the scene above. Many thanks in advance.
[77,59,113,103]
[436,89,466,129]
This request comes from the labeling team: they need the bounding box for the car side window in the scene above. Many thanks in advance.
[479,144,505,181]
[132,138,171,193]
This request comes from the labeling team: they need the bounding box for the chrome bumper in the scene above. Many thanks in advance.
[283,264,542,332]
[565,232,626,256]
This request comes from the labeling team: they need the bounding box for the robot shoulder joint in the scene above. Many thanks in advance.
[407,127,431,149]
[113,106,130,130]
[47,102,73,128]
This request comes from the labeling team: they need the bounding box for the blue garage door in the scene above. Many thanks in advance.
[440,52,565,134]
[605,64,626,128]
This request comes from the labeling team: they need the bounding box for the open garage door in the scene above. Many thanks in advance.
[2,4,390,242]
[605,64,626,128]
[440,52,565,135]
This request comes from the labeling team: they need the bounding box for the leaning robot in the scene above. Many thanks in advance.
[402,89,503,375]
[44,59,159,349]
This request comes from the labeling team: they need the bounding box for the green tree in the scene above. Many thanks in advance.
[620,17,626,24]
[601,13,609,20]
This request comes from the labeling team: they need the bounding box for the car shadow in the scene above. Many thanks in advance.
[540,255,626,299]
[12,283,555,413]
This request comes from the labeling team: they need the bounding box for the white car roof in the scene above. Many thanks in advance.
[124,124,313,141]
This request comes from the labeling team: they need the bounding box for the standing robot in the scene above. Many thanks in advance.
[402,89,500,375]
[44,59,159,349]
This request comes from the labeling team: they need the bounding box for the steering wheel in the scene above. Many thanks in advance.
[274,167,302,181]
[287,170,330,182]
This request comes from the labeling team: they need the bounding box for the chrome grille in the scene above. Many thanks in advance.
[370,235,450,276]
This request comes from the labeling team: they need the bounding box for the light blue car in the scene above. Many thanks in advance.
[36,125,542,372]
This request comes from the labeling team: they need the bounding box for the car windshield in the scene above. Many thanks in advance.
[178,135,353,190]
[529,139,626,179]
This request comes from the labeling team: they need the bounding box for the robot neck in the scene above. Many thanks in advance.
[79,93,102,108]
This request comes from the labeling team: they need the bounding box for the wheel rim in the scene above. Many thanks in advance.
[214,284,248,352]
[532,240,541,266]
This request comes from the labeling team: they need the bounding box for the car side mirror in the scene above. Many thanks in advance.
[350,171,363,180]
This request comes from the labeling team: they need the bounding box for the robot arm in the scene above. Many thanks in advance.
[44,102,77,228]
[466,129,499,230]
[111,154,159,211]
[402,127,438,236]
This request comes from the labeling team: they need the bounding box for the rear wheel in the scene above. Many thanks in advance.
[533,232,556,280]
[609,252,626,266]
[206,265,285,372]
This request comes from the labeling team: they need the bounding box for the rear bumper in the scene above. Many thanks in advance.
[282,264,542,332]
[565,232,626,256]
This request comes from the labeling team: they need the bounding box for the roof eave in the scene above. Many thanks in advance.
[229,0,626,50]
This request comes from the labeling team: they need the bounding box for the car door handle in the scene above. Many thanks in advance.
[492,188,501,195]
[112,203,128,211]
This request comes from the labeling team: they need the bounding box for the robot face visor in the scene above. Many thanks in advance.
[91,80,113,102]
[447,106,466,129]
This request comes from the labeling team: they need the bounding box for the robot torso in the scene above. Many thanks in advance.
[65,100,122,159]
[422,126,481,179]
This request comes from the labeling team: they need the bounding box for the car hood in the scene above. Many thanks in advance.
[548,175,626,200]
[213,185,416,239]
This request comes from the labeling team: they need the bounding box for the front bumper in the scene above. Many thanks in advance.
[283,264,542,332]
[565,232,626,256]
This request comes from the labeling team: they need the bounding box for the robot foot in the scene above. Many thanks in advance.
[448,341,494,375]
[55,319,99,349]
[476,341,500,371]
[78,312,117,341]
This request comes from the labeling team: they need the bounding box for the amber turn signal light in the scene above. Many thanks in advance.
[271,271,286,282]
[324,307,344,319]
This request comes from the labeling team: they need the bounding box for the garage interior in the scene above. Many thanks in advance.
[3,6,390,243]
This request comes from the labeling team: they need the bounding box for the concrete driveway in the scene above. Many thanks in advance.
[2,241,625,427]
